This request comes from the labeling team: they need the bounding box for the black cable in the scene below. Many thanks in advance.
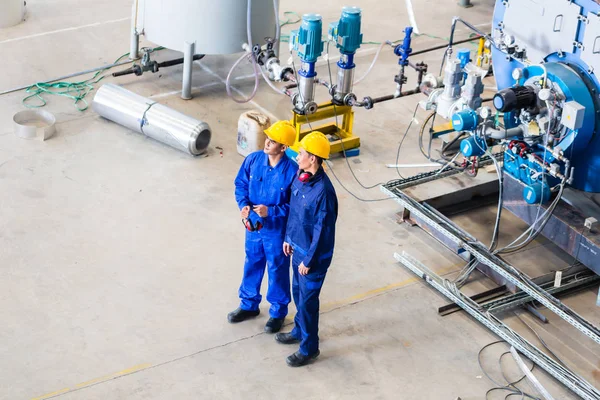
[324,160,392,202]
[478,341,541,400]
[325,41,385,190]
[394,103,420,179]
[514,312,570,369]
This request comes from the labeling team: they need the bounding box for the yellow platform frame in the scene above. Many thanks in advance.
[288,102,360,155]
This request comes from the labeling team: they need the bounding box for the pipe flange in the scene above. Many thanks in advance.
[343,93,357,106]
[304,102,318,115]
[13,109,56,141]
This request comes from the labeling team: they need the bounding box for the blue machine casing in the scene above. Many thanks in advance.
[491,0,600,193]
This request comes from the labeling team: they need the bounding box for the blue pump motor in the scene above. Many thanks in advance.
[452,109,479,131]
[460,136,487,157]
[523,182,551,205]
[329,7,362,54]
[291,14,324,63]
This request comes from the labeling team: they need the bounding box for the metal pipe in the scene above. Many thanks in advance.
[485,125,524,140]
[375,88,420,103]
[411,36,482,57]
[93,83,211,156]
[130,0,140,60]
[0,60,134,96]
[182,41,195,100]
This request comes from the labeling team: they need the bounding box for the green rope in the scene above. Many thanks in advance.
[22,46,164,111]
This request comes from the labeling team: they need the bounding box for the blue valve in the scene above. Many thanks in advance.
[456,49,471,69]
[394,27,413,67]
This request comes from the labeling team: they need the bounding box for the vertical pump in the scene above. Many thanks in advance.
[329,6,363,105]
[290,14,325,115]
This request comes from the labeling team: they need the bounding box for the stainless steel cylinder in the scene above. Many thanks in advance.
[182,41,195,100]
[92,83,211,156]
[297,75,316,107]
[335,67,354,100]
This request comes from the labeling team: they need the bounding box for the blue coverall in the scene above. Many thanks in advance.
[234,151,298,319]
[285,167,338,356]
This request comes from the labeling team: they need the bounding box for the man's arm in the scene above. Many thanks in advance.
[301,194,336,269]
[234,155,253,210]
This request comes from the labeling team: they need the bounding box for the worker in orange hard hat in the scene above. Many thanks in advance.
[230,120,298,334]
[275,131,339,367]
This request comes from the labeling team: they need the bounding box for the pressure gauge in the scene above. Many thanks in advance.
[480,106,492,119]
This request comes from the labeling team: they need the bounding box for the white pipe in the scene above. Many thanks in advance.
[129,0,140,60]
[273,0,280,57]
[404,0,420,34]
[182,41,195,100]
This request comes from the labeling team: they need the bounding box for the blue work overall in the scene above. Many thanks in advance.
[234,151,298,319]
[285,167,338,355]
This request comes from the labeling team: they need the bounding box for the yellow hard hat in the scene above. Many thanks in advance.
[299,131,330,159]
[264,120,296,147]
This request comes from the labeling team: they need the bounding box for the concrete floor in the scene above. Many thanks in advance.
[0,1,597,399]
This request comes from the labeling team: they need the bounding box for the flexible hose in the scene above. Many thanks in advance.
[354,41,390,86]
[224,0,260,103]
[259,63,285,94]
[225,52,260,103]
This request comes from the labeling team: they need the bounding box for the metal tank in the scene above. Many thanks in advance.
[133,0,279,55]
[0,0,25,28]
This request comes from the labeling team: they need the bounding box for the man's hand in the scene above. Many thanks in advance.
[283,242,294,257]
[241,205,250,219]
[298,262,310,276]
[253,205,268,218]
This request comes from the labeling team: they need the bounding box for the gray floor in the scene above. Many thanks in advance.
[0,1,597,399]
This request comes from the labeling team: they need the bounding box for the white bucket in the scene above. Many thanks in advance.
[0,0,25,28]
[237,111,271,157]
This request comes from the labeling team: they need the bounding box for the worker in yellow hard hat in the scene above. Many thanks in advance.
[230,120,298,334]
[275,131,339,367]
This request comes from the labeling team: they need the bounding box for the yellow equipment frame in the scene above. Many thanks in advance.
[289,102,360,155]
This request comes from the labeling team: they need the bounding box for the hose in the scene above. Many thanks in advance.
[224,0,260,103]
[225,52,260,103]
[354,41,391,86]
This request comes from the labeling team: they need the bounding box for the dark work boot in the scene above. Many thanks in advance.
[286,350,320,367]
[264,317,285,333]
[274,332,301,344]
[227,307,260,323]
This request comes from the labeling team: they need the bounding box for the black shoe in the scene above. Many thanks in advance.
[264,317,285,333]
[274,332,301,345]
[227,307,260,323]
[286,350,320,367]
